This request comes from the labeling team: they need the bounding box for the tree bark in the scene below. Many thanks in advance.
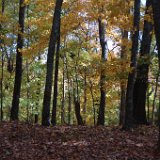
[89,81,96,126]
[61,61,65,124]
[123,0,140,129]
[152,0,160,60]
[42,0,63,126]
[65,55,72,125]
[152,0,160,148]
[74,96,83,125]
[68,79,71,125]
[97,18,108,126]
[83,67,87,124]
[133,0,153,125]
[158,90,160,150]
[0,0,5,121]
[151,72,159,124]
[51,28,61,126]
[10,0,25,120]
[73,67,83,125]
[119,30,128,126]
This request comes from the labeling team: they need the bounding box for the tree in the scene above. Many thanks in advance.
[0,0,5,121]
[152,1,160,57]
[151,0,160,149]
[42,0,63,126]
[97,18,108,125]
[2,0,159,126]
[133,0,153,125]
[51,24,61,126]
[10,0,26,120]
[123,0,141,129]
[119,30,128,126]
[74,66,84,125]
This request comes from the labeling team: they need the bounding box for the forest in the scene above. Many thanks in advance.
[0,0,160,159]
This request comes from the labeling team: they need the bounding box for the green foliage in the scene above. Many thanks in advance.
[1,0,159,126]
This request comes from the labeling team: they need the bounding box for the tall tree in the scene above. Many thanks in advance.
[10,0,25,120]
[42,0,63,126]
[73,71,84,125]
[152,1,160,58]
[123,0,140,129]
[133,0,153,125]
[97,18,108,125]
[152,0,160,149]
[0,0,5,121]
[119,30,128,126]
[51,25,61,126]
[65,54,72,125]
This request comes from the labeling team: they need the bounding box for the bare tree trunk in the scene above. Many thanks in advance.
[26,5,30,123]
[0,0,5,121]
[42,0,63,126]
[89,81,96,126]
[158,91,160,150]
[123,0,140,130]
[73,67,83,125]
[97,18,108,126]
[61,62,65,124]
[11,0,26,120]
[151,0,160,149]
[119,30,128,126]
[68,79,71,125]
[120,84,126,126]
[64,53,72,125]
[51,30,61,126]
[133,0,152,125]
[152,0,160,58]
[26,60,30,123]
[0,47,4,121]
[67,70,71,124]
[147,88,150,122]
[151,73,159,124]
[83,67,87,124]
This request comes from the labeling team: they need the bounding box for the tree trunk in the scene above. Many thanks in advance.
[123,0,140,129]
[151,72,159,124]
[0,0,5,121]
[133,0,153,125]
[147,88,150,121]
[42,0,63,126]
[68,79,71,125]
[63,52,72,125]
[35,114,38,124]
[152,0,160,59]
[89,81,96,126]
[61,62,65,124]
[26,5,30,123]
[10,0,25,120]
[73,67,83,125]
[158,90,160,150]
[26,60,30,123]
[97,18,108,126]
[119,30,128,126]
[83,67,87,124]
[73,97,83,125]
[51,28,61,126]
[66,56,72,125]
[74,96,83,125]
[152,0,160,149]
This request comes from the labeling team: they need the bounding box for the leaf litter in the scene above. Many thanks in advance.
[0,122,160,160]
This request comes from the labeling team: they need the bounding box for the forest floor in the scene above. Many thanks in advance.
[0,122,160,160]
